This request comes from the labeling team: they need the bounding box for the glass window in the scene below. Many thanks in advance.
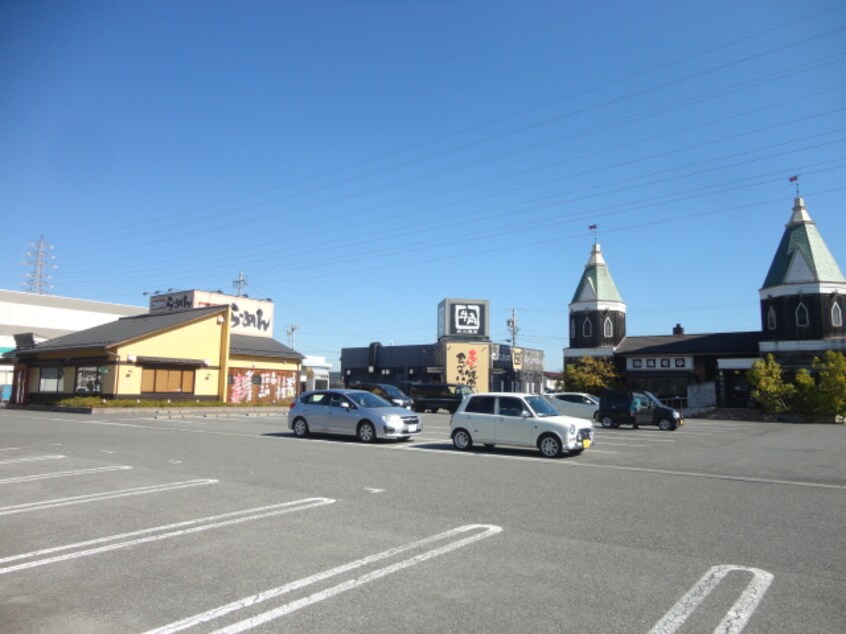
[767,306,777,330]
[604,316,613,338]
[832,301,842,327]
[38,367,64,392]
[796,303,809,328]
[498,397,526,417]
[464,396,495,414]
[582,317,592,338]
[75,366,103,393]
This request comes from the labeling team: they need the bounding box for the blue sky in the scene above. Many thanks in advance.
[2,1,845,370]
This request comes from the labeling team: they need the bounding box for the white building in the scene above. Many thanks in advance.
[0,290,147,400]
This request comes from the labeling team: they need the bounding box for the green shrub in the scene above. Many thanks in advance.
[747,354,795,417]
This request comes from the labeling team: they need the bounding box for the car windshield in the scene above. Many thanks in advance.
[380,385,405,398]
[643,391,664,407]
[526,395,559,417]
[348,391,392,408]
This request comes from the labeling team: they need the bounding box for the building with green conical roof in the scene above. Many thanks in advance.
[759,197,846,368]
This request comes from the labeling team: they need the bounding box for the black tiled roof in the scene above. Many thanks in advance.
[615,331,763,356]
[10,306,226,355]
[229,334,304,360]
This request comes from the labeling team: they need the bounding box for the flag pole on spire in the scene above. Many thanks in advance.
[588,224,598,244]
[788,174,800,197]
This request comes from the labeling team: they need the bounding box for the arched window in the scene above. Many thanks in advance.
[767,306,777,330]
[796,302,809,328]
[832,301,843,328]
[604,316,613,338]
[582,316,592,338]
[570,318,575,338]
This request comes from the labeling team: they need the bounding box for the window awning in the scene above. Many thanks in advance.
[135,356,205,367]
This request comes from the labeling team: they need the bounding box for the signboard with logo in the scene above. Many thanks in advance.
[149,290,275,338]
[628,356,692,371]
[444,342,490,392]
[437,298,490,340]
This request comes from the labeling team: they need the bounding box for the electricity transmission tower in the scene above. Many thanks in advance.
[286,324,299,349]
[22,235,57,294]
[232,271,248,297]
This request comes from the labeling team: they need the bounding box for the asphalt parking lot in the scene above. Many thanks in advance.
[1,407,844,633]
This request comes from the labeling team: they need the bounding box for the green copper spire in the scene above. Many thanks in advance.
[762,197,845,290]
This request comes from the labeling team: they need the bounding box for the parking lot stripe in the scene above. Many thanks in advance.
[0,479,218,517]
[0,497,335,576]
[0,465,131,485]
[0,455,65,465]
[144,523,502,634]
[649,565,773,634]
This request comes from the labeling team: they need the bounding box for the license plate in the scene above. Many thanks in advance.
[582,439,591,449]
[406,425,418,433]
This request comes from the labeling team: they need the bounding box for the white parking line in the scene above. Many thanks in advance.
[144,524,502,634]
[650,565,773,634]
[0,479,218,517]
[0,455,65,465]
[593,433,676,442]
[0,465,131,485]
[0,497,335,576]
[0,447,22,452]
[400,446,618,459]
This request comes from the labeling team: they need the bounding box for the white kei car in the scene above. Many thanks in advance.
[544,392,599,420]
[450,392,594,458]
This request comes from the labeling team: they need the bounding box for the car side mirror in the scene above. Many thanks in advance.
[341,402,351,409]
[521,411,531,418]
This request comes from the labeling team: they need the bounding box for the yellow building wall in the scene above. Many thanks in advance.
[444,342,490,392]
[116,314,226,398]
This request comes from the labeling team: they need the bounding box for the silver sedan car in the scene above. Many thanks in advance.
[288,389,422,442]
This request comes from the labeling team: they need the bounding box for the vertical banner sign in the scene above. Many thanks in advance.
[445,343,490,392]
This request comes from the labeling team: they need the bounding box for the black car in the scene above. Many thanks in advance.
[408,382,473,413]
[350,382,413,409]
[595,389,683,431]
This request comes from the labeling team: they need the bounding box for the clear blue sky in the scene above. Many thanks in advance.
[2,1,845,370]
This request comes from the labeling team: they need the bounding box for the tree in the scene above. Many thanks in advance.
[809,350,846,416]
[747,354,795,417]
[559,356,618,395]
[792,368,817,416]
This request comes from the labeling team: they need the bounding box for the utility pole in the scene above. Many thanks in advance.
[507,308,518,347]
[232,271,248,297]
[286,324,299,350]
[22,235,57,294]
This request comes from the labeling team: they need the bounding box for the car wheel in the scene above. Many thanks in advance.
[600,415,616,429]
[357,421,377,443]
[292,418,309,438]
[658,418,676,431]
[447,405,458,414]
[538,434,562,458]
[413,404,425,413]
[453,429,473,451]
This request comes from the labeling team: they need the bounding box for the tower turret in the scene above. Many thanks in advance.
[759,197,846,363]
[568,243,626,349]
